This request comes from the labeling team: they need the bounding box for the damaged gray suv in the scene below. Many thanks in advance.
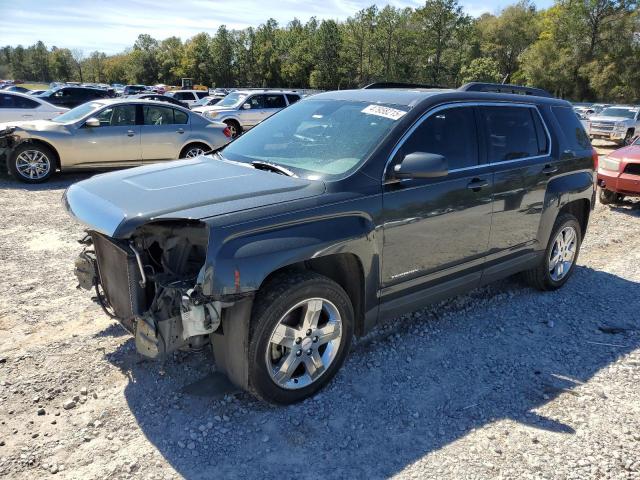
[65,84,596,404]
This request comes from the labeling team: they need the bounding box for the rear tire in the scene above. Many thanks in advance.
[248,271,354,404]
[9,143,56,183]
[179,143,209,159]
[523,213,581,291]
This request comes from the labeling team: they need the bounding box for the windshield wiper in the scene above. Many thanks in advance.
[251,161,297,177]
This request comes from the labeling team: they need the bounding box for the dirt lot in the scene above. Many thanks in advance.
[0,143,639,480]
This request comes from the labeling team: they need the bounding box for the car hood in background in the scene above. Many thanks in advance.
[589,116,634,123]
[608,145,640,160]
[63,156,326,238]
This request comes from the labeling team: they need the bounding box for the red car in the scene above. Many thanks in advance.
[597,138,640,204]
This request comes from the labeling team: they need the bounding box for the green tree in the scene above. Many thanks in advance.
[50,47,74,81]
[460,56,502,83]
[310,20,342,89]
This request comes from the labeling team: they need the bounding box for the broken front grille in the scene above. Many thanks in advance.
[91,232,147,329]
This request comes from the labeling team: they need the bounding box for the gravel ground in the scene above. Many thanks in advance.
[0,144,639,480]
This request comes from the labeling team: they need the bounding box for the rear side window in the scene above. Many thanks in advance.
[195,91,209,99]
[143,105,175,125]
[174,109,188,124]
[552,106,591,151]
[286,94,301,105]
[400,106,478,170]
[264,94,286,108]
[0,94,38,109]
[480,106,545,161]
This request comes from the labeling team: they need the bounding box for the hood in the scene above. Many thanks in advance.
[63,156,326,238]
[608,144,640,161]
[0,119,64,132]
[589,116,632,123]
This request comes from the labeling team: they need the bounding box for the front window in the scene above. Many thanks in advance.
[216,92,247,108]
[221,99,407,179]
[51,102,104,123]
[599,107,638,119]
[94,105,136,126]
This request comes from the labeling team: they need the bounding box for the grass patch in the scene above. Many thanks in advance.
[19,83,49,90]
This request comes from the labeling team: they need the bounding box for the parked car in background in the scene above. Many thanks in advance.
[37,86,113,109]
[197,90,302,137]
[129,93,188,109]
[165,90,210,107]
[0,91,68,122]
[597,138,640,204]
[190,95,225,110]
[63,85,595,404]
[123,85,147,96]
[2,98,231,183]
[587,105,640,145]
[2,85,31,94]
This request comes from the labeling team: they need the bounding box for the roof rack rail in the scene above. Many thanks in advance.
[459,82,552,98]
[362,82,444,90]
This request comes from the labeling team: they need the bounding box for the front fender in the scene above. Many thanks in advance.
[202,214,379,299]
[537,170,595,246]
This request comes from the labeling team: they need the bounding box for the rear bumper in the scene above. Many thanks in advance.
[597,168,640,196]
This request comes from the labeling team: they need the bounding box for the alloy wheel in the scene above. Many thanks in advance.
[265,298,342,390]
[15,150,51,180]
[549,226,578,282]
[184,147,205,158]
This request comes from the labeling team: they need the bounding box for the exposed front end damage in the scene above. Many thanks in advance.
[75,222,226,359]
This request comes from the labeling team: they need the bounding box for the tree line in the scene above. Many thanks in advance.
[0,0,638,102]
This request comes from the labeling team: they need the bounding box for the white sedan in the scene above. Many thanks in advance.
[0,91,69,122]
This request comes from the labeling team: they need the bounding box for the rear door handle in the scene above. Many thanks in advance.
[127,130,135,137]
[467,178,489,191]
[177,128,184,134]
[542,164,558,175]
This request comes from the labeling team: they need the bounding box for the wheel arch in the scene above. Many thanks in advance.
[258,253,367,336]
[13,138,61,170]
[538,172,594,248]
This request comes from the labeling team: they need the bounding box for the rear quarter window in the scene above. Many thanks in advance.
[552,106,591,151]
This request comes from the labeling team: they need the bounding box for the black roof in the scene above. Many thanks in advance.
[310,88,569,108]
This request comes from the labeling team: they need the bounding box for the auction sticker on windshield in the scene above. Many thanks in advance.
[361,104,407,121]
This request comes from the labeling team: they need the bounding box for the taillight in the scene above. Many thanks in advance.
[592,148,599,171]
[223,127,232,138]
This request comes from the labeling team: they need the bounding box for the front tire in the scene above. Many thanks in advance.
[9,143,56,183]
[523,213,582,291]
[223,120,241,139]
[248,272,354,404]
[599,188,623,205]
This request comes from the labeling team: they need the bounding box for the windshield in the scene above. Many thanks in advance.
[599,107,638,119]
[193,96,213,106]
[222,99,407,179]
[51,102,103,123]
[216,92,247,108]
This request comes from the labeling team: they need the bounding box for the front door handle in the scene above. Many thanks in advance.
[127,130,135,137]
[176,128,185,134]
[467,178,489,191]
[542,164,558,175]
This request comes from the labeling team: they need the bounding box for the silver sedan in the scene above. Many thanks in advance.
[2,98,232,183]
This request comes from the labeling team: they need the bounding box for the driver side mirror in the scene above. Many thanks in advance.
[242,103,251,110]
[85,117,100,128]
[394,152,448,179]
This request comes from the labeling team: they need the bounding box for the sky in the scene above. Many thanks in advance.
[0,0,554,54]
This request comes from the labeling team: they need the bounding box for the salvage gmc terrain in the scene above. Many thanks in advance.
[64,84,596,404]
